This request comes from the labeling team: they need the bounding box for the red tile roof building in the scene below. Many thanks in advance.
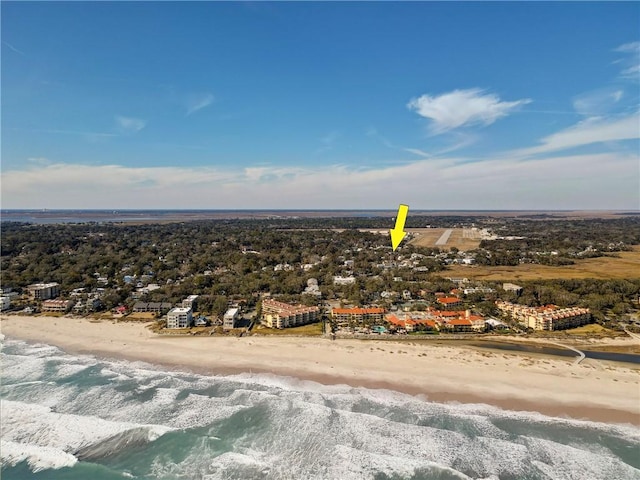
[386,308,485,333]
[331,307,385,324]
[496,301,590,331]
[386,314,437,332]
[436,297,462,309]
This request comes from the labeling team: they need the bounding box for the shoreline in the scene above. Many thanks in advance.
[2,315,639,426]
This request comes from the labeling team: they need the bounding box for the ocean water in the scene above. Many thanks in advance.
[1,337,639,480]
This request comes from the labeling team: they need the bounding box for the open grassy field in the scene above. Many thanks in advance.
[441,247,640,280]
[253,322,324,336]
[407,228,482,250]
[563,324,613,335]
[125,312,158,320]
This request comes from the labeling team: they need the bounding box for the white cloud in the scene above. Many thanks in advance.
[2,151,637,210]
[115,115,146,133]
[572,87,624,116]
[621,64,640,77]
[614,41,640,79]
[511,112,640,157]
[185,93,215,116]
[3,41,25,55]
[26,157,52,166]
[407,88,531,133]
[404,132,477,158]
[403,148,431,158]
[615,41,640,53]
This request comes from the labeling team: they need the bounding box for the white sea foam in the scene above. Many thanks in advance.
[3,338,640,479]
[0,439,78,473]
[0,399,172,470]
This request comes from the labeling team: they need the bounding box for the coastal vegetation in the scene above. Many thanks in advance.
[1,215,639,329]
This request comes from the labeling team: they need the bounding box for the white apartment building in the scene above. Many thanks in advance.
[262,299,319,329]
[27,282,60,300]
[182,295,199,309]
[1,296,10,311]
[167,307,193,329]
[223,307,240,330]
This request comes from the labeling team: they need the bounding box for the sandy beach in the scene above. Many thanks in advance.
[2,315,639,425]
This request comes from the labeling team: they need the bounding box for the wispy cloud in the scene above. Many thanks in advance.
[510,112,640,158]
[614,41,640,54]
[10,127,118,138]
[185,93,215,116]
[572,87,625,116]
[3,149,637,210]
[314,131,341,154]
[26,157,52,166]
[403,134,477,159]
[407,88,531,134]
[3,41,24,55]
[115,115,146,134]
[614,41,640,79]
[367,126,476,159]
[403,147,431,158]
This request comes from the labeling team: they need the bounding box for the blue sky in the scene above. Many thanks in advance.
[2,2,639,209]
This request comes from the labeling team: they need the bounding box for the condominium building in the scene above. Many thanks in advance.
[166,307,193,329]
[182,295,199,310]
[262,299,319,329]
[42,299,73,312]
[386,314,437,332]
[133,302,173,313]
[436,297,462,309]
[27,282,60,300]
[443,318,473,332]
[331,307,385,324]
[496,301,590,331]
[223,307,240,330]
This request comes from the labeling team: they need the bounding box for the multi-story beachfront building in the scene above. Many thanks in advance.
[386,308,485,333]
[331,307,385,324]
[133,302,173,314]
[496,301,590,331]
[1,296,10,311]
[386,314,437,332]
[223,307,240,330]
[42,299,73,312]
[27,282,60,300]
[166,307,193,329]
[262,299,319,329]
[182,295,199,310]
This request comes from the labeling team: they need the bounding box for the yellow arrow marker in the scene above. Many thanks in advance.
[390,204,409,252]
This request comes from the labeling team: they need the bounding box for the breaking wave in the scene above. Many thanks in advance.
[1,337,639,480]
